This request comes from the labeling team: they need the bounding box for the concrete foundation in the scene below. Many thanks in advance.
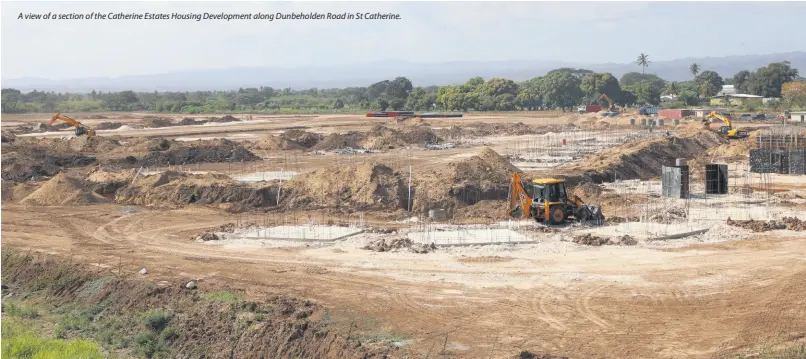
[232,225,363,241]
[232,171,298,182]
[408,228,532,247]
[576,222,710,240]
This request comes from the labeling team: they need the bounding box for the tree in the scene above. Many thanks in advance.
[677,90,699,106]
[465,77,484,87]
[537,71,583,110]
[623,82,661,106]
[546,68,594,80]
[747,62,800,97]
[695,70,724,98]
[663,82,678,96]
[636,53,650,75]
[332,98,344,109]
[374,98,389,111]
[620,72,665,88]
[731,70,751,94]
[689,63,700,79]
[580,72,622,103]
[1,88,22,113]
[782,81,806,107]
[479,78,519,97]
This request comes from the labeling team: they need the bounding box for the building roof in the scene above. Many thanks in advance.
[710,93,763,98]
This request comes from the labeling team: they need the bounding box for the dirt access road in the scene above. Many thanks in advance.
[3,203,805,358]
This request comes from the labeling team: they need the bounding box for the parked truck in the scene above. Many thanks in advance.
[639,107,660,116]
[577,105,602,113]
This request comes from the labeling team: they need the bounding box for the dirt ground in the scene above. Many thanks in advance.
[2,111,805,358]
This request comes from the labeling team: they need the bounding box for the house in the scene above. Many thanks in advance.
[790,111,806,123]
[661,94,678,103]
[710,93,764,106]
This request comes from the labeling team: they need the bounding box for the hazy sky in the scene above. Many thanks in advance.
[2,1,805,80]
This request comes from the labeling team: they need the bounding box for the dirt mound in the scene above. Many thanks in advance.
[2,252,394,359]
[412,147,520,213]
[69,136,122,153]
[179,117,207,126]
[361,125,406,149]
[363,235,436,253]
[1,148,96,182]
[85,114,108,119]
[283,163,405,210]
[94,122,124,130]
[0,180,39,203]
[726,217,806,232]
[20,173,109,206]
[400,126,440,144]
[2,130,16,143]
[310,132,365,151]
[209,114,240,123]
[141,116,174,128]
[116,171,277,209]
[130,139,261,166]
[573,233,637,246]
[252,135,303,150]
[280,129,323,148]
[85,167,137,195]
[554,130,728,186]
[453,200,509,221]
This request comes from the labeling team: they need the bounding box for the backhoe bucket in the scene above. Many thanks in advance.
[578,205,604,225]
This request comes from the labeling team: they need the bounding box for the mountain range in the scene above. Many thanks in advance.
[3,52,805,92]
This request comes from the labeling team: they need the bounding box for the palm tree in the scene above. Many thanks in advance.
[690,63,700,79]
[636,53,650,74]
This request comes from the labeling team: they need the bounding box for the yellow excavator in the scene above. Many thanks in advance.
[597,94,622,112]
[49,113,96,137]
[703,111,747,139]
[507,173,604,225]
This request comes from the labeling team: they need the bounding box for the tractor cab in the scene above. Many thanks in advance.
[532,178,567,204]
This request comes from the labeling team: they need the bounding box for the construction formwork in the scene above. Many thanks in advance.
[751,127,806,175]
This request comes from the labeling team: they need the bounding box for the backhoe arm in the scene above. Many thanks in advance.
[507,173,533,219]
[50,113,81,128]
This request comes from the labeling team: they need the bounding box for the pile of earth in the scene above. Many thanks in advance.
[84,167,138,195]
[84,114,109,119]
[310,131,367,151]
[1,140,96,182]
[281,129,324,148]
[362,235,436,253]
[359,125,442,149]
[0,180,40,203]
[179,117,208,126]
[19,172,109,206]
[115,170,278,209]
[282,162,405,210]
[551,129,727,186]
[411,147,521,213]
[726,217,806,232]
[1,130,16,143]
[572,233,637,246]
[208,115,240,123]
[93,122,125,130]
[437,122,573,139]
[120,139,261,166]
[2,252,396,359]
[452,200,509,221]
[251,135,305,151]
[141,116,175,128]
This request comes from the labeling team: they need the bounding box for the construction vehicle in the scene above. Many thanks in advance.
[49,113,96,137]
[703,111,748,139]
[597,94,622,112]
[507,173,604,225]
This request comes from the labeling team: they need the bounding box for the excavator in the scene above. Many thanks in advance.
[703,111,748,139]
[49,113,96,137]
[507,173,604,225]
[597,94,622,113]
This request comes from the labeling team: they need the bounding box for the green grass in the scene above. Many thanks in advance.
[200,290,240,304]
[3,301,40,319]
[2,319,107,359]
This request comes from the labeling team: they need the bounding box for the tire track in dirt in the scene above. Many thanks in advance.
[576,284,613,329]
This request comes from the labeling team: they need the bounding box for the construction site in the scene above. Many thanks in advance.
[2,109,806,359]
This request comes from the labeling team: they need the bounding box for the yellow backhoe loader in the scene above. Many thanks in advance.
[507,173,604,225]
[703,111,747,139]
[50,113,96,137]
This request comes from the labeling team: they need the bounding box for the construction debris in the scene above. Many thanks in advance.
[726,217,806,232]
[573,233,637,246]
[363,236,436,253]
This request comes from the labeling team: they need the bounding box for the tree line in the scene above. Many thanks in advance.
[1,59,802,114]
